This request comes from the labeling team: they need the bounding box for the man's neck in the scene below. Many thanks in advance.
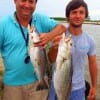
[15,13,32,27]
[68,25,82,36]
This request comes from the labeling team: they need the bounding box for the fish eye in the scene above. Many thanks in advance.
[70,43,72,46]
[31,36,33,39]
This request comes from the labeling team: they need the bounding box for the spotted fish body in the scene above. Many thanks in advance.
[54,33,73,100]
[28,25,47,81]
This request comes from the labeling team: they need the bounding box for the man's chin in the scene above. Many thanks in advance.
[22,14,32,18]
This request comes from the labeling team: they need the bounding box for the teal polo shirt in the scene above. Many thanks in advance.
[0,13,58,86]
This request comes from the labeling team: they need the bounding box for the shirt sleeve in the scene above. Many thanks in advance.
[35,13,58,33]
[0,19,4,50]
[87,36,96,56]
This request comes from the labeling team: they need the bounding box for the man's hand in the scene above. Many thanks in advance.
[34,33,50,48]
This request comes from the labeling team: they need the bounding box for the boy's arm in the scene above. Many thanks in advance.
[48,47,58,64]
[88,55,98,100]
[48,35,62,63]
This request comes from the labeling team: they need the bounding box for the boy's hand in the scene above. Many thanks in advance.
[88,87,97,100]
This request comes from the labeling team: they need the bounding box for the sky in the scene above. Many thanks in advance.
[0,0,100,20]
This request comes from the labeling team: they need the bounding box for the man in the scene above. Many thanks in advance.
[0,0,66,100]
[48,0,98,100]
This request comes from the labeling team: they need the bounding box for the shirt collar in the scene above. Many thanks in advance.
[10,12,37,27]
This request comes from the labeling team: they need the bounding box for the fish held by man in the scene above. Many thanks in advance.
[28,25,48,89]
[53,33,73,100]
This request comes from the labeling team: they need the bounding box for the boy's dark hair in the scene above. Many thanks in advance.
[65,0,88,18]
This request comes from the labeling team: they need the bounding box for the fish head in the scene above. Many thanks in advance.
[64,34,72,52]
[56,33,72,70]
[62,33,72,56]
[28,25,40,43]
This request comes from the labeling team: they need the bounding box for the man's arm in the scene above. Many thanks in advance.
[35,24,66,47]
[46,24,66,41]
[88,55,98,100]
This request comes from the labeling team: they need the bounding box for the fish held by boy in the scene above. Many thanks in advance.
[54,33,73,100]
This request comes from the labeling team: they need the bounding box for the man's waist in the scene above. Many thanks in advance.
[3,75,38,86]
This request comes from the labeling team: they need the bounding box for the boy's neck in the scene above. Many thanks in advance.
[68,25,82,36]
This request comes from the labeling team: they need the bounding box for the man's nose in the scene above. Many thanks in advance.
[24,1,31,7]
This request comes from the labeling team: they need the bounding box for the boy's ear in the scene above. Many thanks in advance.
[14,0,17,4]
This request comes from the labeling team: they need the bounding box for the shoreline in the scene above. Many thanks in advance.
[58,21,100,25]
[84,21,100,25]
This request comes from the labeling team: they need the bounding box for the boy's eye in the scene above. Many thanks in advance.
[21,0,26,2]
[29,0,35,3]
[21,0,35,3]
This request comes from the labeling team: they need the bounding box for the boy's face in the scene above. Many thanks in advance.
[68,6,86,27]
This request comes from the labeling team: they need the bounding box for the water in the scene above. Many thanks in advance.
[0,24,100,99]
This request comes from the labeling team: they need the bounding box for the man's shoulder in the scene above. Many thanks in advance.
[32,12,50,20]
[33,12,49,17]
[0,13,15,32]
[0,14,12,25]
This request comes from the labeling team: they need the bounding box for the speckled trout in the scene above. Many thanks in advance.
[54,33,73,100]
[28,25,48,85]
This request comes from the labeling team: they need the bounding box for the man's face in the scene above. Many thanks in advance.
[68,6,86,27]
[14,0,37,18]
